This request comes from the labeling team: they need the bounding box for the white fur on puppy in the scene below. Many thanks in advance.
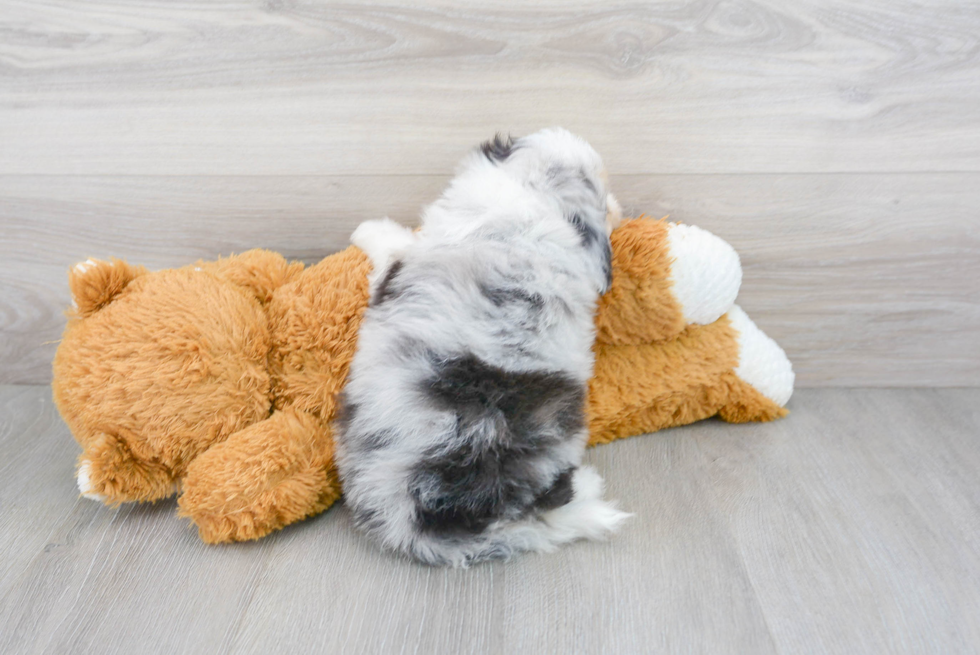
[338,128,629,566]
[350,217,417,287]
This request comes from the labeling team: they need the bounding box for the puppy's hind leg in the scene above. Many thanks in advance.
[350,218,417,287]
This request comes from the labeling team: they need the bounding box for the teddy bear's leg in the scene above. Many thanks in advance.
[587,306,793,445]
[76,431,177,503]
[349,217,417,288]
[717,305,795,421]
[178,408,339,543]
[588,320,738,445]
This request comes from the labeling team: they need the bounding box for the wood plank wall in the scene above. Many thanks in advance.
[1,0,978,385]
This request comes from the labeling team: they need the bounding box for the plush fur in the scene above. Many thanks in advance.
[337,129,628,565]
[53,200,793,548]
[587,219,789,445]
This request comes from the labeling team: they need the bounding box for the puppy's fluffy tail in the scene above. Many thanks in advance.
[416,466,631,567]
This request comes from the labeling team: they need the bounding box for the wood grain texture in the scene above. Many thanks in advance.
[696,389,980,654]
[0,1,978,175]
[1,386,978,654]
[1,1,978,383]
[0,386,82,596]
[2,173,977,386]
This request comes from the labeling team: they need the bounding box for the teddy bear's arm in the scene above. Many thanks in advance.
[178,409,340,543]
[595,219,741,346]
[195,249,304,306]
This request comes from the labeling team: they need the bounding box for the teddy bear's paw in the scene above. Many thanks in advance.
[75,433,177,504]
[728,305,795,407]
[76,460,107,502]
[178,410,339,543]
[666,223,742,325]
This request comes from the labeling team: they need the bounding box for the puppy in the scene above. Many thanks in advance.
[338,128,629,566]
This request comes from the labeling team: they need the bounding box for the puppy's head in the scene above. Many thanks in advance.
[478,128,617,292]
[480,129,616,223]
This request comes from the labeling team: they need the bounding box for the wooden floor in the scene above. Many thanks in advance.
[2,2,978,653]
[1,385,977,654]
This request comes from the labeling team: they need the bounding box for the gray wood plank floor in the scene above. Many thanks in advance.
[1,385,978,654]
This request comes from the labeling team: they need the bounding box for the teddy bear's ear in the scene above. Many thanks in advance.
[67,258,146,318]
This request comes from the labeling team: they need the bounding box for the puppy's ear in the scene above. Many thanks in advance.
[480,133,517,164]
[569,213,613,294]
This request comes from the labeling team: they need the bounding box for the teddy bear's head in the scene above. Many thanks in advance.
[54,258,278,502]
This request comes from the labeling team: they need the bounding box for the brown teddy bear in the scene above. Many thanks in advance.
[52,217,793,543]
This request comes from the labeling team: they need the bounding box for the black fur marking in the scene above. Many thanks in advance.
[532,468,575,511]
[599,239,613,291]
[353,506,385,533]
[569,213,600,247]
[480,133,517,164]
[569,213,613,292]
[478,283,545,311]
[372,260,404,306]
[335,394,358,430]
[410,354,585,536]
[361,428,397,451]
[336,395,397,451]
[337,396,388,452]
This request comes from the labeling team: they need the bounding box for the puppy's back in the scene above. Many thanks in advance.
[338,128,628,565]
[337,240,626,566]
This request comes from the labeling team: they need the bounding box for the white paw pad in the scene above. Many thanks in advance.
[77,460,107,502]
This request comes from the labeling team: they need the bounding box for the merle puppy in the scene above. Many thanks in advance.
[338,128,629,566]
